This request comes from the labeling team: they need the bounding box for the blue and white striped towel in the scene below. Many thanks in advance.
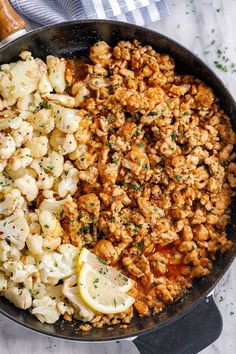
[10,0,169,27]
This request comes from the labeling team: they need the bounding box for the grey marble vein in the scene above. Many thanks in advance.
[0,0,236,353]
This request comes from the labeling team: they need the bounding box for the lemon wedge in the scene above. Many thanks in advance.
[78,248,134,292]
[78,263,135,314]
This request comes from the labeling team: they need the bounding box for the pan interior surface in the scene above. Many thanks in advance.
[0,20,235,341]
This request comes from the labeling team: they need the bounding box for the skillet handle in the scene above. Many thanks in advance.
[133,295,222,354]
[0,0,26,44]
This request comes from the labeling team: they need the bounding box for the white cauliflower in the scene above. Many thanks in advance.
[52,104,81,133]
[0,240,11,262]
[31,296,60,324]
[0,55,39,101]
[39,196,70,216]
[62,274,95,321]
[3,259,37,283]
[43,237,61,252]
[38,244,78,285]
[11,121,33,147]
[47,56,66,94]
[38,210,63,239]
[17,93,35,111]
[15,175,39,201]
[0,159,7,172]
[0,188,24,216]
[0,134,16,159]
[41,151,64,177]
[30,159,54,190]
[8,148,32,171]
[58,167,79,198]
[42,93,75,108]
[0,271,7,291]
[42,190,54,199]
[5,287,32,309]
[57,301,74,316]
[26,234,43,256]
[0,115,22,130]
[35,58,53,94]
[0,210,29,250]
[31,275,47,299]
[25,136,48,159]
[0,240,21,262]
[68,143,87,160]
[0,174,12,192]
[32,108,55,134]
[50,129,77,155]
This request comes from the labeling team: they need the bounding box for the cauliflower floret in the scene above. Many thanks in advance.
[0,271,7,291]
[8,148,32,171]
[0,55,39,101]
[32,108,55,134]
[39,210,63,239]
[35,58,53,94]
[62,274,95,321]
[39,196,70,216]
[0,240,11,262]
[43,237,61,252]
[42,93,75,108]
[0,115,22,130]
[3,259,36,283]
[0,134,15,159]
[11,121,33,147]
[58,162,79,197]
[0,159,7,172]
[0,240,21,262]
[6,166,36,180]
[25,136,48,158]
[47,56,66,94]
[0,210,29,250]
[41,151,64,177]
[31,296,60,324]
[5,287,32,309]
[50,129,77,155]
[31,272,47,299]
[30,159,54,190]
[38,244,78,285]
[15,175,38,201]
[52,104,81,133]
[26,234,43,256]
[17,93,35,111]
[0,174,12,192]
[57,301,74,316]
[0,188,24,216]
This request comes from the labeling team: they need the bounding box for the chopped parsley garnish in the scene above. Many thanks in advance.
[175,175,182,181]
[38,101,51,110]
[214,61,228,72]
[59,210,65,218]
[107,114,115,122]
[80,225,91,235]
[97,257,107,265]
[128,183,141,192]
[112,157,119,164]
[134,241,144,250]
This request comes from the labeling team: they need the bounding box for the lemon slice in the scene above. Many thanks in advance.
[78,248,134,292]
[78,263,135,314]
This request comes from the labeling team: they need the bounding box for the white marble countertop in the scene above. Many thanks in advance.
[0,0,236,353]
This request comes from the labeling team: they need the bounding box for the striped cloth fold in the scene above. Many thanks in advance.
[10,0,169,27]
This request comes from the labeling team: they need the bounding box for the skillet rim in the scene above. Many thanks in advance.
[0,18,235,342]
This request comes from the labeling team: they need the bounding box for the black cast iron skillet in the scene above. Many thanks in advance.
[0,9,236,354]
